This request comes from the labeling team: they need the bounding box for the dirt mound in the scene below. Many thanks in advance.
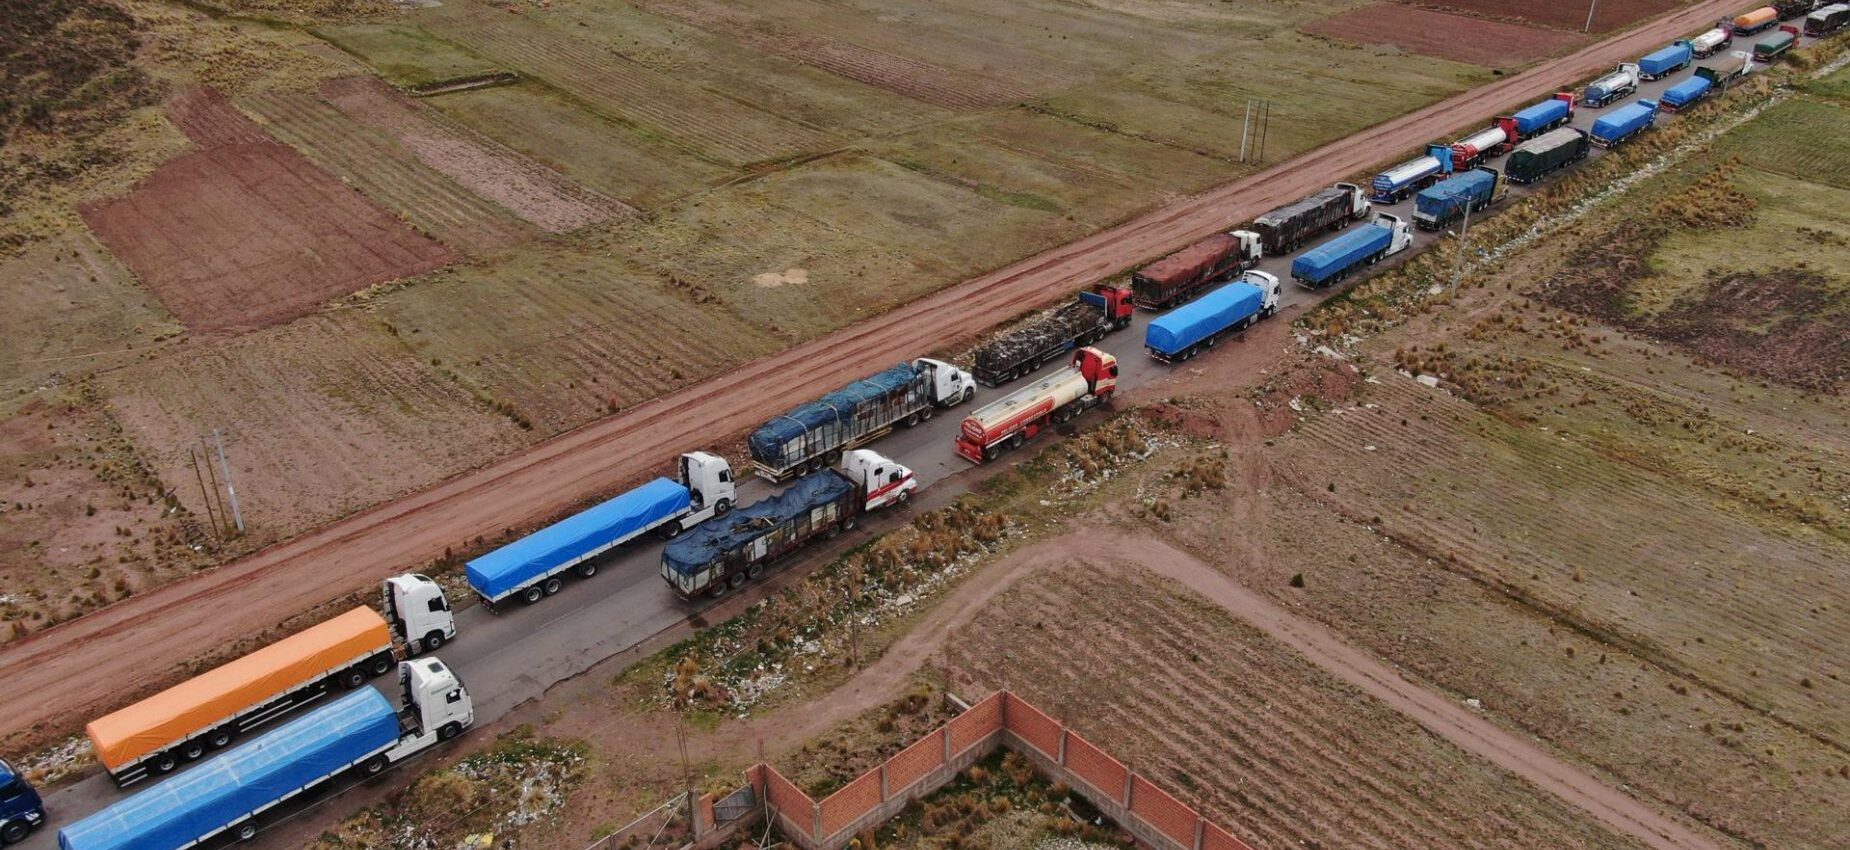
[1305,4,1583,66]
[80,89,454,332]
[1399,0,1686,34]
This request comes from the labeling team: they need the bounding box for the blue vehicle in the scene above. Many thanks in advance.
[1506,93,1576,138]
[465,452,736,607]
[1638,41,1694,79]
[1144,272,1281,362]
[1369,144,1454,203]
[1413,168,1506,231]
[1661,76,1712,111]
[0,758,46,845]
[1590,99,1659,147]
[1290,214,1413,289]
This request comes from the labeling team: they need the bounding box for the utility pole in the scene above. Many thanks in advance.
[213,429,244,535]
[1239,99,1255,163]
[1257,100,1271,165]
[674,720,694,842]
[200,440,230,538]
[189,449,220,538]
[1450,200,1474,291]
[1584,0,1600,33]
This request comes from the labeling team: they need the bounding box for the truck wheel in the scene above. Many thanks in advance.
[708,581,728,599]
[181,739,205,761]
[1007,433,1025,450]
[543,577,563,596]
[843,516,857,531]
[658,521,683,540]
[208,728,235,749]
[716,497,734,515]
[152,752,178,775]
[728,571,747,590]
[961,387,975,404]
[746,563,764,580]
[896,489,911,507]
[902,412,920,427]
[235,821,258,842]
[919,405,935,421]
[522,585,545,605]
[340,668,367,690]
[371,655,393,677]
[1,821,29,844]
[422,631,446,653]
[577,561,599,579]
[361,755,388,776]
[439,722,462,742]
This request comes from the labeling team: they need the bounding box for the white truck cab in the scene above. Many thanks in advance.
[913,358,976,408]
[384,574,455,655]
[841,450,917,511]
[1245,271,1283,317]
[1229,229,1265,264]
[676,451,737,524]
[1377,213,1414,257]
[385,658,473,763]
[1337,182,1372,220]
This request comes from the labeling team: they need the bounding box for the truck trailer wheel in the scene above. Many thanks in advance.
[208,728,235,749]
[576,561,599,579]
[728,571,747,590]
[746,563,764,580]
[235,822,258,842]
[181,740,205,761]
[361,755,388,776]
[543,577,563,596]
[1,820,29,844]
[152,752,178,775]
[340,668,368,690]
[371,655,393,677]
[522,585,545,605]
[919,405,935,421]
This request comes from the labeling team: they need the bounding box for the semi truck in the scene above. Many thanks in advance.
[1696,50,1754,87]
[87,576,455,787]
[1413,168,1507,231]
[1450,93,1575,170]
[1290,214,1413,288]
[465,453,735,607]
[1250,183,1371,255]
[1690,26,1733,57]
[1661,75,1713,111]
[1130,231,1263,309]
[1754,25,1801,60]
[1733,6,1779,32]
[1143,272,1281,363]
[60,661,473,850]
[1776,0,1819,19]
[1809,3,1850,34]
[1590,99,1659,147]
[1369,144,1455,203]
[954,347,1118,464]
[1506,127,1590,184]
[972,284,1133,387]
[1639,41,1695,79]
[1583,63,1641,107]
[0,759,45,845]
[749,360,973,480]
[660,451,914,599]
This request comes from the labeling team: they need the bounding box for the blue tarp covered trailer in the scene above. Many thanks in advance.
[662,472,855,597]
[1661,76,1712,110]
[1144,281,1264,360]
[59,689,398,850]
[1413,169,1500,230]
[466,478,690,603]
[1638,42,1693,79]
[748,364,925,476]
[1509,97,1572,136]
[1591,99,1659,147]
[1292,223,1392,288]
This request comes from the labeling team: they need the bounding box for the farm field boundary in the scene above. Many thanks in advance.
[0,0,1763,743]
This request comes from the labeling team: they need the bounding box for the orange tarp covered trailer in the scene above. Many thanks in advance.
[1734,7,1779,30]
[87,607,391,774]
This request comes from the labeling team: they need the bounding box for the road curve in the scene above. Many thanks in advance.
[0,0,1755,743]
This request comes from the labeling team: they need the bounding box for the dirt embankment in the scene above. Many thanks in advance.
[0,0,1762,747]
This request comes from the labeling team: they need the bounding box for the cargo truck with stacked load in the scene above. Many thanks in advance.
[1590,99,1659,147]
[1809,3,1850,34]
[1661,75,1713,111]
[1696,50,1754,87]
[1130,231,1262,309]
[972,284,1132,387]
[749,360,973,480]
[1506,128,1591,184]
[1290,214,1413,288]
[955,347,1118,464]
[1413,168,1507,231]
[1639,41,1695,79]
[1691,26,1733,57]
[87,576,455,787]
[0,760,44,845]
[1776,0,1819,19]
[1369,144,1455,203]
[465,453,735,608]
[1583,63,1641,107]
[1734,6,1779,32]
[1143,272,1280,363]
[1754,25,1800,60]
[1250,183,1371,254]
[60,662,473,850]
[660,451,914,599]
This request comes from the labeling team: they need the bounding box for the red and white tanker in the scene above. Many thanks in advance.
[1451,92,1576,170]
[954,348,1118,463]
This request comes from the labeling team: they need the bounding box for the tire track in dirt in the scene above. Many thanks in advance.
[0,0,1756,743]
[982,530,1730,850]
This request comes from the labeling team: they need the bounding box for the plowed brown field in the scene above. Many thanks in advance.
[79,89,453,333]
[1306,4,1584,65]
[1402,0,1687,33]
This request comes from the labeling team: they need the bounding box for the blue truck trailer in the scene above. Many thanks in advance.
[662,471,860,600]
[1290,214,1414,288]
[60,665,473,850]
[1590,99,1659,147]
[1638,41,1694,79]
[1412,168,1507,231]
[466,453,736,608]
[1369,144,1454,203]
[1143,272,1282,363]
[1583,63,1642,107]
[0,759,45,844]
[1660,75,1713,111]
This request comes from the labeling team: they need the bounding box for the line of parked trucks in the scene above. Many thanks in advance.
[5,8,1842,850]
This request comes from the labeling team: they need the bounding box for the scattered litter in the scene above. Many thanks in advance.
[1416,374,1441,388]
[1464,698,1483,711]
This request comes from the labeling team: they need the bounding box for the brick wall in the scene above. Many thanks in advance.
[885,727,947,795]
[1000,691,1062,758]
[949,691,1003,754]
[819,770,882,837]
[1203,821,1259,850]
[1131,774,1199,848]
[1062,730,1129,802]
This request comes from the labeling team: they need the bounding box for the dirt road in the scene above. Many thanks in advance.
[990,531,1729,850]
[0,0,1752,743]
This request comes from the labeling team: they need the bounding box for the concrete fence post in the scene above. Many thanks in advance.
[1194,817,1206,850]
[1057,728,1068,765]
[941,726,951,763]
[812,801,823,842]
[880,762,890,800]
[1123,770,1135,808]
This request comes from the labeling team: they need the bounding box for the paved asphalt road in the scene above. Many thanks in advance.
[23,20,1836,847]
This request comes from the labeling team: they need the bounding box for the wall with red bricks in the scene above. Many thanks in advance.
[1063,730,1130,801]
[1203,821,1259,850]
[1000,691,1062,758]
[1132,774,1199,847]
[819,770,882,837]
[949,691,1003,753]
[885,727,947,795]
